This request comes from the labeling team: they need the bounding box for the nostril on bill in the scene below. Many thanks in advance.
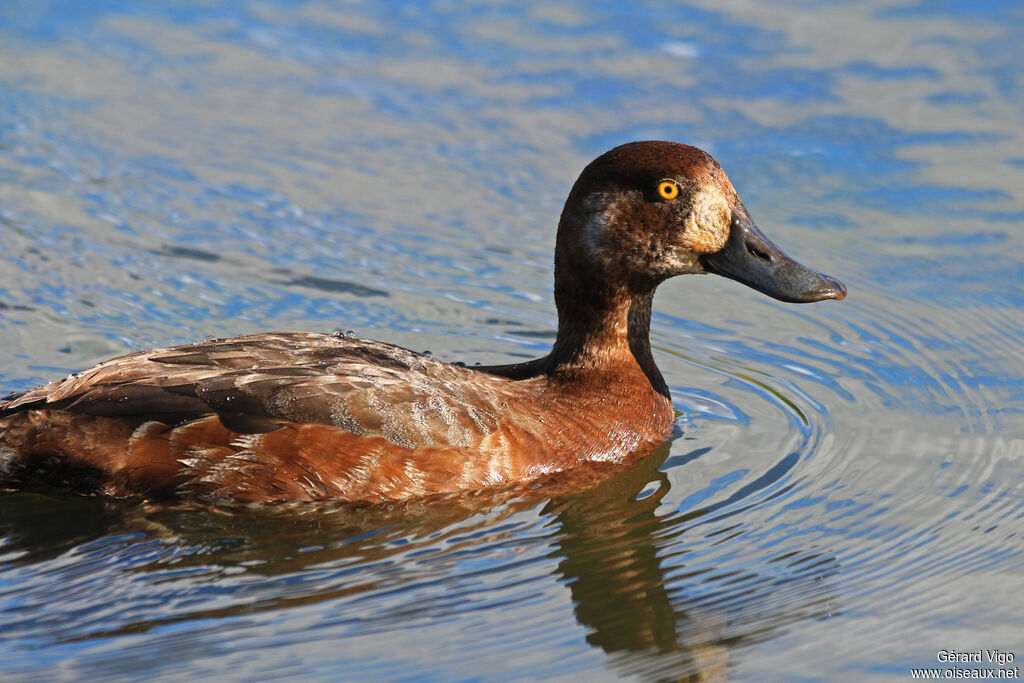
[747,243,771,262]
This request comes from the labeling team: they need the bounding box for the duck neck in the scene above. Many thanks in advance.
[549,279,668,399]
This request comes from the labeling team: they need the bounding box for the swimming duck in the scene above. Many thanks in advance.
[0,142,845,503]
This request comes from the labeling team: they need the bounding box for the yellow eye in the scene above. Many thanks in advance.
[657,180,680,200]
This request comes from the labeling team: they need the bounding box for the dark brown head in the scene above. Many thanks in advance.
[556,141,846,303]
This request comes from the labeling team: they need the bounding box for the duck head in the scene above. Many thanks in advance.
[555,141,846,304]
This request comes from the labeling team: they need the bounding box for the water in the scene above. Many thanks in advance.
[1,1,1022,680]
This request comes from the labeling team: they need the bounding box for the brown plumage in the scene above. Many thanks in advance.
[0,142,845,503]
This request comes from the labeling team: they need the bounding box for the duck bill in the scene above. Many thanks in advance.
[700,210,846,303]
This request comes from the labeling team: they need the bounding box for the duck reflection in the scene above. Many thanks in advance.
[545,445,838,681]
[0,445,838,680]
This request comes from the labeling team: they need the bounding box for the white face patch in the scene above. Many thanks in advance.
[577,192,619,261]
[683,186,731,254]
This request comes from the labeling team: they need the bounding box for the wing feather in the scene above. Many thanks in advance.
[1,332,523,449]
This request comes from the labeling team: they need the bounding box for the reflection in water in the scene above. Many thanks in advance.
[547,446,838,681]
[0,493,123,565]
[552,447,722,680]
[1,443,838,681]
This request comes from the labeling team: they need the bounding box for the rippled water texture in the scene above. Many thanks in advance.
[1,1,1022,680]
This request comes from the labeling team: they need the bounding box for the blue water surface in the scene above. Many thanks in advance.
[1,1,1022,681]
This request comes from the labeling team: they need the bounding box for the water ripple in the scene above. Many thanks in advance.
[2,1,1023,680]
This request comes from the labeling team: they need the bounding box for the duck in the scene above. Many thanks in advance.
[0,141,845,504]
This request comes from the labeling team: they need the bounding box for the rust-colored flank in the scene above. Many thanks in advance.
[0,142,845,504]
